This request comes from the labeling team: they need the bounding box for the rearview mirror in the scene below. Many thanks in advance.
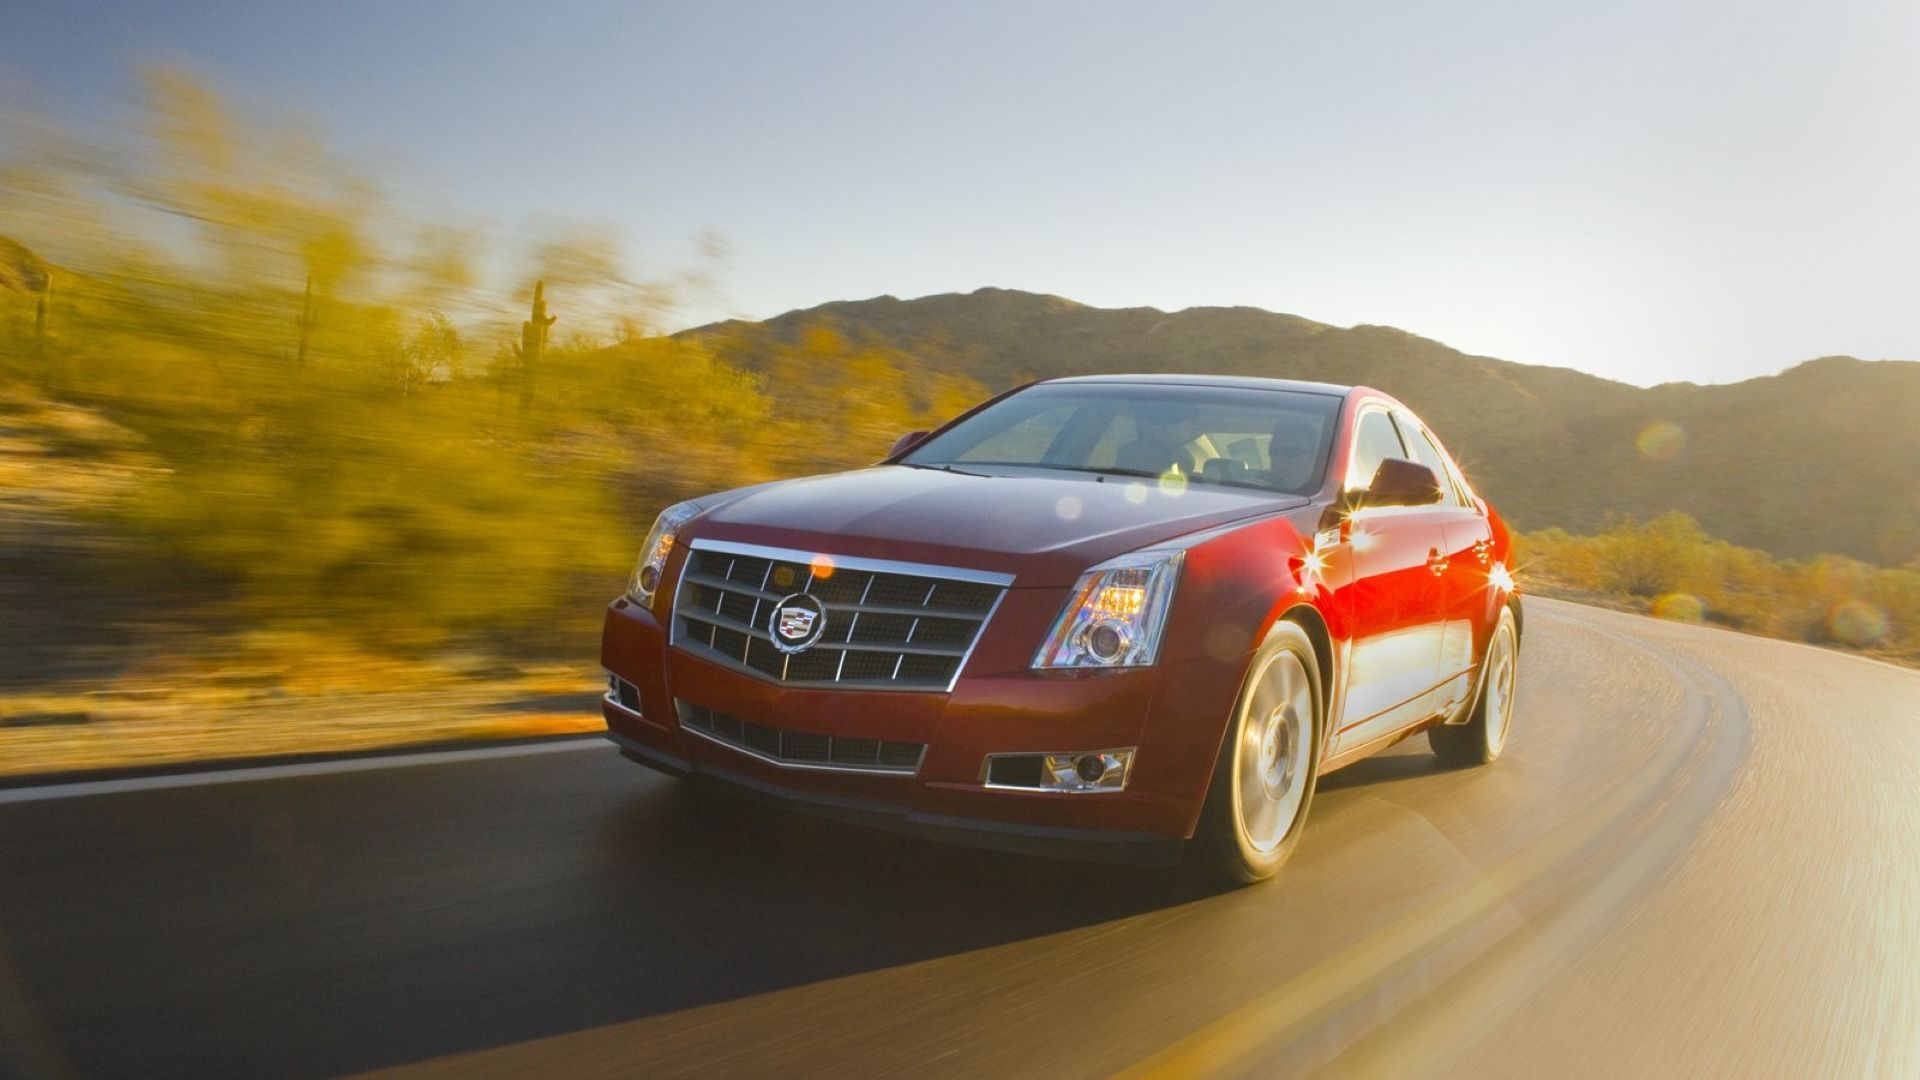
[1363,457,1444,507]
[888,430,930,458]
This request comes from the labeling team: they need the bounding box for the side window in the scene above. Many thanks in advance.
[1393,415,1469,507]
[1348,409,1405,490]
[1440,453,1475,506]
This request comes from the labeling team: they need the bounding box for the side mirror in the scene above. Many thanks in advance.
[1362,457,1444,507]
[888,430,930,458]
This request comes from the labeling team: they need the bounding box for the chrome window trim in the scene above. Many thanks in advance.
[669,537,1012,693]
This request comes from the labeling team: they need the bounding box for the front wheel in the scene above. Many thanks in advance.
[1431,605,1518,766]
[1195,621,1323,884]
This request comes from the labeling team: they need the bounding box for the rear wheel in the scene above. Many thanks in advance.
[1196,621,1323,884]
[1431,605,1518,766]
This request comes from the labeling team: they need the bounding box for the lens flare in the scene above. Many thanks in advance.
[1054,495,1083,521]
[1157,469,1188,496]
[1488,562,1514,593]
[1636,421,1686,461]
[808,555,835,580]
[1828,600,1887,646]
[1124,481,1148,505]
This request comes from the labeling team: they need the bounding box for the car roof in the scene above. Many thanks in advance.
[1035,373,1356,398]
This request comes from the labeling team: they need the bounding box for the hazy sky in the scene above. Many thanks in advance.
[3,0,1915,386]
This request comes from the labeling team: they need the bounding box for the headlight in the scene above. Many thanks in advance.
[1033,549,1183,669]
[629,500,701,607]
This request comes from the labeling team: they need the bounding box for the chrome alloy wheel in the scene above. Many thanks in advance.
[1233,650,1315,854]
[1483,618,1517,756]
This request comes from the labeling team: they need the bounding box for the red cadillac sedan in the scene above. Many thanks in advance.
[600,375,1520,882]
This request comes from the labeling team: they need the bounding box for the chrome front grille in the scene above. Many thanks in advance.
[677,700,926,775]
[669,538,1011,692]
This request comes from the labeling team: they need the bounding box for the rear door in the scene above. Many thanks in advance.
[1330,407,1449,755]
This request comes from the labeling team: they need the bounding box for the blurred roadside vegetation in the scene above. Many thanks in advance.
[0,71,1911,773]
[1517,512,1920,666]
[0,70,980,771]
[0,71,982,646]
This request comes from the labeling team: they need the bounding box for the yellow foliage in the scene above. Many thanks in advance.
[0,72,986,655]
[1519,513,1918,660]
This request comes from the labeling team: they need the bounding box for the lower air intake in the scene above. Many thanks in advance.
[675,700,926,776]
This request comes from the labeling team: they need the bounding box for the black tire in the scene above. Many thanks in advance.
[1430,605,1519,766]
[1194,620,1324,884]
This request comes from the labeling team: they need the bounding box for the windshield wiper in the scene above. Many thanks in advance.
[1019,463,1292,493]
[896,461,989,477]
[1019,464,1163,480]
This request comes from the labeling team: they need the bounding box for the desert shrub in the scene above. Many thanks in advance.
[1593,512,1713,599]
[1519,514,1912,661]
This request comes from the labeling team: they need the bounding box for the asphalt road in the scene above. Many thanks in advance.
[2,598,1917,1078]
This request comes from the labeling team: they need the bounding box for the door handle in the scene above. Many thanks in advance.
[1427,548,1449,575]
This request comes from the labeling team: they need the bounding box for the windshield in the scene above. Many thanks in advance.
[902,382,1343,495]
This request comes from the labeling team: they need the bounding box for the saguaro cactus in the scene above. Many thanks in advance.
[295,275,315,366]
[516,281,556,414]
[33,274,49,347]
[33,272,56,386]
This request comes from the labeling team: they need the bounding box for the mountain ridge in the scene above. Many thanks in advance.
[687,288,1920,565]
[722,286,1912,393]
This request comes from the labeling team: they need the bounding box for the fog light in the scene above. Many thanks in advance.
[1043,750,1132,791]
[604,672,642,713]
[984,748,1135,792]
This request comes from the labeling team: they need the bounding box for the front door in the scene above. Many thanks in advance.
[1394,413,1495,718]
[1328,407,1450,756]
[1332,503,1451,755]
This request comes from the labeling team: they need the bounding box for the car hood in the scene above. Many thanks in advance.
[689,465,1306,587]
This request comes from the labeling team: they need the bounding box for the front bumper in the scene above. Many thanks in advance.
[604,726,1181,865]
[600,596,1241,859]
